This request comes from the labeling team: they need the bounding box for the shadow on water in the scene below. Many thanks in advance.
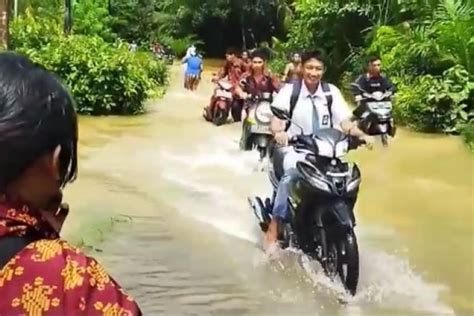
[64,64,473,315]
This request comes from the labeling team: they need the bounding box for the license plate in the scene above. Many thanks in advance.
[215,89,232,99]
[251,125,271,134]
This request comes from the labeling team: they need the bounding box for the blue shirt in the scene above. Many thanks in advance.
[185,56,202,75]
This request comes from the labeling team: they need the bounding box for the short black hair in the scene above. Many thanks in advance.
[250,48,269,61]
[225,47,239,56]
[368,55,381,64]
[0,52,78,191]
[301,50,325,65]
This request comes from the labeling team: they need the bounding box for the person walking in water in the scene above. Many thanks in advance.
[183,48,203,91]
[0,52,142,316]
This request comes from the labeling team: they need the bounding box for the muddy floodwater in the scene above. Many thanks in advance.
[63,64,473,315]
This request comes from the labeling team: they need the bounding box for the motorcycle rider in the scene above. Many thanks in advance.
[351,56,396,119]
[265,50,374,248]
[203,48,247,121]
[282,52,302,83]
[241,50,252,72]
[235,49,281,120]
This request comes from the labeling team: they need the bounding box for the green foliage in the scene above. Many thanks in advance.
[393,66,473,133]
[366,0,474,134]
[286,0,373,82]
[73,0,117,41]
[110,0,159,44]
[159,34,204,57]
[11,12,168,116]
[10,8,62,50]
[459,122,474,152]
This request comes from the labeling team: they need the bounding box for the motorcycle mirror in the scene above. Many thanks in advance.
[271,106,290,120]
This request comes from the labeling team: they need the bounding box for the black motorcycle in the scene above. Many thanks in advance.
[249,106,366,295]
[351,83,396,146]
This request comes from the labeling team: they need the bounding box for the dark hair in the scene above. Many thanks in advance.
[250,48,269,61]
[301,50,325,65]
[368,55,381,64]
[225,47,239,56]
[0,52,78,191]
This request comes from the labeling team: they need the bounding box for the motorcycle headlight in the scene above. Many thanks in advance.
[255,102,273,124]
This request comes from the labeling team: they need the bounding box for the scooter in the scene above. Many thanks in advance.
[249,106,367,295]
[240,92,274,160]
[203,76,233,126]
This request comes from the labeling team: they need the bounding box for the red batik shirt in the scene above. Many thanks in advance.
[0,200,141,316]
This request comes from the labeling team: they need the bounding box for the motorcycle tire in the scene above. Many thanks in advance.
[213,107,228,126]
[258,146,268,160]
[326,230,359,296]
[381,134,389,147]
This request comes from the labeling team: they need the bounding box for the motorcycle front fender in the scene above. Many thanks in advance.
[328,200,355,229]
[253,134,272,148]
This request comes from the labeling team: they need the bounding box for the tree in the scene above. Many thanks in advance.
[0,0,9,49]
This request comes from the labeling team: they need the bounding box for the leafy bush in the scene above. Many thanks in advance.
[269,57,287,77]
[393,66,473,133]
[132,52,169,86]
[365,0,474,134]
[11,13,168,115]
[10,8,62,50]
[459,122,474,152]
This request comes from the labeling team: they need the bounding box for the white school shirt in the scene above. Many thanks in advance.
[272,80,352,138]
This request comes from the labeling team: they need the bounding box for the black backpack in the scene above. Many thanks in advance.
[0,234,39,269]
[285,80,334,131]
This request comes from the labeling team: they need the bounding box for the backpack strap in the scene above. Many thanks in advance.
[285,80,302,131]
[321,81,334,128]
[0,234,40,269]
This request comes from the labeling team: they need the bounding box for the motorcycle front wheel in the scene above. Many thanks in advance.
[325,230,359,295]
[213,106,228,126]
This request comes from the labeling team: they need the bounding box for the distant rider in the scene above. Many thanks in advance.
[265,50,374,249]
[351,56,396,119]
[282,52,302,84]
[235,49,280,120]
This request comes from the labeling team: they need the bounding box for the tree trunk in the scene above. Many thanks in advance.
[0,0,9,50]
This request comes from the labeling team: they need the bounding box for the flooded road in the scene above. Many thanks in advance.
[63,65,473,315]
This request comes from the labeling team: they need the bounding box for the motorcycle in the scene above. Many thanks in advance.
[203,77,233,126]
[249,106,366,295]
[351,83,396,146]
[240,92,274,160]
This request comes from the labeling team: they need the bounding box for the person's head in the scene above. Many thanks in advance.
[225,47,239,62]
[249,49,268,74]
[190,46,197,56]
[0,53,78,212]
[301,50,325,87]
[367,56,382,76]
[241,51,249,60]
[291,52,301,64]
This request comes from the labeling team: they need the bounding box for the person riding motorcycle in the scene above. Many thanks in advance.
[215,47,248,121]
[351,56,396,119]
[282,52,302,84]
[265,50,374,249]
[241,50,252,73]
[235,49,281,120]
[203,48,247,122]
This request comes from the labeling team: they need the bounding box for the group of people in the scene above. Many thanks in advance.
[0,45,396,315]
[207,47,396,248]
